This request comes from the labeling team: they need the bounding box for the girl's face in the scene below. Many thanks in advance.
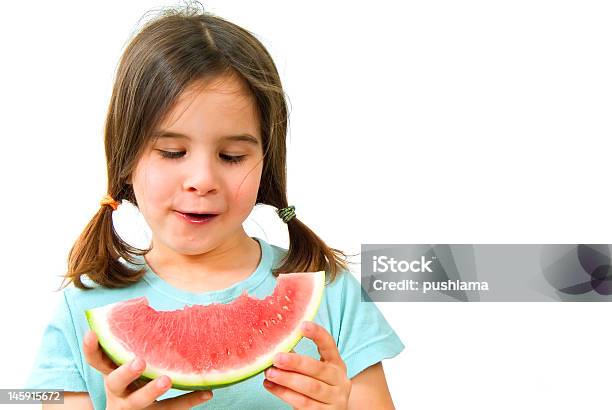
[130,74,264,257]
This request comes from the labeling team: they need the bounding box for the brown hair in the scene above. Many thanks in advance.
[59,3,353,291]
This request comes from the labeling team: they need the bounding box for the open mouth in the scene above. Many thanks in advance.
[176,211,219,223]
[185,213,215,218]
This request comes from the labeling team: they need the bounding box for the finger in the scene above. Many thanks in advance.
[128,378,149,392]
[263,378,329,409]
[123,375,174,408]
[106,357,151,398]
[265,367,334,404]
[153,390,213,410]
[272,352,338,385]
[83,331,117,374]
[301,322,344,368]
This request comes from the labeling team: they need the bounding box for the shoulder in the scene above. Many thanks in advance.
[61,268,147,316]
[263,238,356,289]
[321,262,361,296]
[58,285,115,327]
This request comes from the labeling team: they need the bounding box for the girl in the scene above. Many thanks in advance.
[25,4,404,409]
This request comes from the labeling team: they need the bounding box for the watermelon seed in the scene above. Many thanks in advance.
[226,348,230,356]
[258,329,264,334]
[282,305,289,311]
[271,319,277,325]
[264,320,269,327]
[277,313,283,320]
[284,295,291,302]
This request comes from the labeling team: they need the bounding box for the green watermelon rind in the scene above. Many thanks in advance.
[85,270,326,391]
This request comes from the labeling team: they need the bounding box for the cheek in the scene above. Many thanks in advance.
[133,158,176,214]
[230,163,262,210]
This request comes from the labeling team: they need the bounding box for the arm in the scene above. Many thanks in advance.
[43,392,94,410]
[348,362,395,410]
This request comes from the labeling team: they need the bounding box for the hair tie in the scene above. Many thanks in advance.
[277,205,296,223]
[100,194,120,211]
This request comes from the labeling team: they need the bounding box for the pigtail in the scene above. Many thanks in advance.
[58,189,151,291]
[275,215,355,284]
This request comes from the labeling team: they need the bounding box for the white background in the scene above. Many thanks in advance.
[2,0,611,409]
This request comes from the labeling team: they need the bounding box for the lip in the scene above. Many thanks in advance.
[176,210,222,215]
[174,210,220,225]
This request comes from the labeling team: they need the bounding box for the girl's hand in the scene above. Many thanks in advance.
[83,330,213,409]
[263,321,352,409]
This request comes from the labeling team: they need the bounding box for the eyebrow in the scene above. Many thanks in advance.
[153,130,260,145]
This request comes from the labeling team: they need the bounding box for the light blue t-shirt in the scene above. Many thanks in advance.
[25,237,404,409]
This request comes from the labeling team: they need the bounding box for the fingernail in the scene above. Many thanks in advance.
[274,353,288,365]
[301,321,313,331]
[157,376,170,389]
[130,357,145,372]
[266,368,276,378]
[201,391,212,400]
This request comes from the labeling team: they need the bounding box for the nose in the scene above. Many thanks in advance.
[182,155,220,195]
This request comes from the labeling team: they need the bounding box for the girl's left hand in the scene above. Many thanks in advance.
[263,321,352,409]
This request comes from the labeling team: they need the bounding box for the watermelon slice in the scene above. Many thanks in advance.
[85,271,325,390]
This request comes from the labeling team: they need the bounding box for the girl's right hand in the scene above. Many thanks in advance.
[83,330,213,409]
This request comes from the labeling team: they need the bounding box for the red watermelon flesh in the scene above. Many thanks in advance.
[85,271,326,390]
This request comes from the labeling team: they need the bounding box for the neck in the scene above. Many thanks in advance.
[143,232,262,292]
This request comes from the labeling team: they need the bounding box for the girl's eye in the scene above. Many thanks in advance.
[157,150,245,164]
[220,153,246,164]
[158,150,185,159]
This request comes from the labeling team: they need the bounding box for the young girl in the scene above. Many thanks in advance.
[25,5,404,409]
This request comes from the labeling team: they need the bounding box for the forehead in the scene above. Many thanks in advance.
[154,73,260,141]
